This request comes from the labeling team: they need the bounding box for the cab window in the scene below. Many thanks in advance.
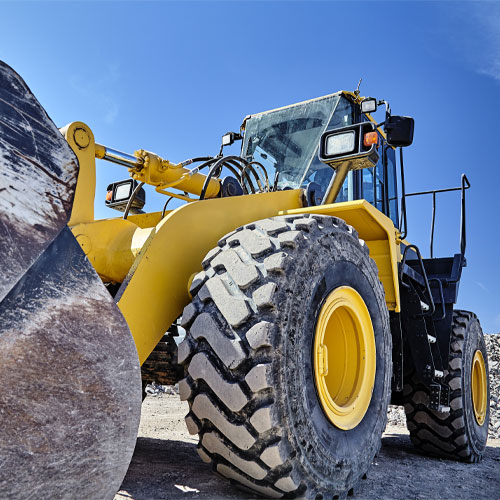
[301,96,356,199]
[360,143,398,226]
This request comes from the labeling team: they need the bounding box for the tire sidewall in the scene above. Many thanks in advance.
[461,316,490,456]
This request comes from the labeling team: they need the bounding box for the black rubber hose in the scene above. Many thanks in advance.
[161,197,174,218]
[224,158,255,194]
[220,163,248,194]
[240,161,268,193]
[200,156,258,200]
[247,161,269,190]
[186,156,214,164]
[190,157,219,173]
[161,191,189,218]
[200,157,226,200]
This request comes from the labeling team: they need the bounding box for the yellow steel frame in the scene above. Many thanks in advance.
[63,119,401,367]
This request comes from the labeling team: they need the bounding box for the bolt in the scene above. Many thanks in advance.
[73,127,90,149]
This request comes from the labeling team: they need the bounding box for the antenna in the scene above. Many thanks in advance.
[354,78,362,96]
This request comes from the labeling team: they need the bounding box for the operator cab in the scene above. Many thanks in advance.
[241,92,400,227]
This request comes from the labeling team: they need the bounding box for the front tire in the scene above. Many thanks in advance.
[178,214,391,499]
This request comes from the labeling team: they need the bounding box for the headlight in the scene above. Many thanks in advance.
[318,122,379,170]
[325,131,355,156]
[115,183,132,201]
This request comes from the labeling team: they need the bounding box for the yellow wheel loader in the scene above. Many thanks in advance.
[0,61,490,499]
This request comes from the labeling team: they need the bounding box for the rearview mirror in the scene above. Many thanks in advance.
[105,179,145,214]
[385,115,414,147]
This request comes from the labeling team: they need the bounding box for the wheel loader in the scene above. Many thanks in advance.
[0,60,490,500]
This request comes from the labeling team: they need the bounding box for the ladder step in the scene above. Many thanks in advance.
[420,300,430,312]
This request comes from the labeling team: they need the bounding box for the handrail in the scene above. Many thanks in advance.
[399,244,436,316]
[403,174,470,259]
[429,278,446,321]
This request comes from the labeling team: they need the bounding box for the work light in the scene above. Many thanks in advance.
[361,97,377,114]
[319,121,379,169]
[325,131,355,156]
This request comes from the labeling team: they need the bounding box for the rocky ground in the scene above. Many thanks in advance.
[115,334,500,500]
[485,334,500,438]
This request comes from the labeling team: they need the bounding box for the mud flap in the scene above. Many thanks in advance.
[0,61,141,498]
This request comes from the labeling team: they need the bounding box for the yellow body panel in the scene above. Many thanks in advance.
[127,211,167,229]
[70,219,154,282]
[116,189,303,364]
[279,200,401,312]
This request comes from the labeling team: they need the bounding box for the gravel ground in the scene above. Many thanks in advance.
[116,394,500,500]
[116,334,500,500]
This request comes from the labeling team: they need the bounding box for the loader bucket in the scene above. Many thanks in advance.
[0,61,141,499]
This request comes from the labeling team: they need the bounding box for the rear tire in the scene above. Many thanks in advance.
[403,310,490,462]
[141,331,183,387]
[178,214,391,499]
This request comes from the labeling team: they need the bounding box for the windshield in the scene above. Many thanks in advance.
[241,94,341,190]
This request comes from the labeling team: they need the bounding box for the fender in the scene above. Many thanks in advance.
[279,199,401,313]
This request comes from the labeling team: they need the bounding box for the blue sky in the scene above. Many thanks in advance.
[1,1,499,332]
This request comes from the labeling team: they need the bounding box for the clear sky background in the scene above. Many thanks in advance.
[1,0,499,332]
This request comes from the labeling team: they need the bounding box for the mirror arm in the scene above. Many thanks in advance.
[378,99,391,118]
[399,147,408,240]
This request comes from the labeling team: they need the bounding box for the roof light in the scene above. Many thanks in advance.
[361,98,377,114]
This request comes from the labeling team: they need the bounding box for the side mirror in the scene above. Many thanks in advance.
[385,115,414,147]
[361,97,377,114]
[105,179,145,214]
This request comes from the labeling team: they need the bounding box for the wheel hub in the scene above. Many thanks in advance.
[471,349,487,426]
[313,286,376,430]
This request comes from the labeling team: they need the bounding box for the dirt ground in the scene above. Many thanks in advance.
[115,394,500,500]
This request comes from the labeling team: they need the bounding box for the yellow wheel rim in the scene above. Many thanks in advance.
[313,286,376,430]
[471,350,487,426]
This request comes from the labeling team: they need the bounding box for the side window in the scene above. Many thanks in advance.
[360,142,398,227]
[361,142,385,212]
[361,168,374,204]
[385,146,398,227]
